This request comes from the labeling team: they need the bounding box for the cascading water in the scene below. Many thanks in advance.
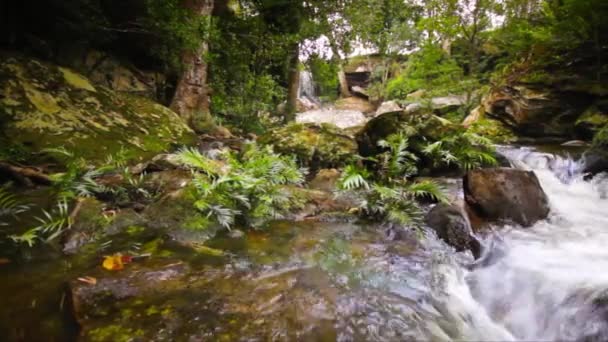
[298,69,320,106]
[433,145,608,341]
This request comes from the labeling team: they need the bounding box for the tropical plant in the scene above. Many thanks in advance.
[356,181,446,226]
[0,187,30,225]
[43,147,109,199]
[338,164,371,190]
[376,132,419,181]
[422,131,497,171]
[176,143,307,230]
[9,198,72,247]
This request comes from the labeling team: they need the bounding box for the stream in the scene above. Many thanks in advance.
[1,145,607,341]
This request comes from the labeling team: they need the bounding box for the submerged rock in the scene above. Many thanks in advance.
[0,53,195,166]
[425,203,481,259]
[259,123,358,169]
[464,168,550,227]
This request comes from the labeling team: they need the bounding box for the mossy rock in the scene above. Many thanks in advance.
[575,106,608,140]
[468,118,517,144]
[0,53,195,166]
[259,123,358,169]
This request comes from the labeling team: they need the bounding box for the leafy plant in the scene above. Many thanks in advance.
[356,181,446,226]
[422,131,497,171]
[376,132,419,181]
[9,198,72,247]
[338,164,371,190]
[176,143,307,230]
[0,187,30,225]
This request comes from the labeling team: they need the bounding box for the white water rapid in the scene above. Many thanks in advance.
[435,145,608,341]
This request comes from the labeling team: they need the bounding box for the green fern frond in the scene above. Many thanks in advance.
[176,147,222,176]
[338,164,370,190]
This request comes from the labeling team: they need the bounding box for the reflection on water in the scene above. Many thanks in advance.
[1,145,607,341]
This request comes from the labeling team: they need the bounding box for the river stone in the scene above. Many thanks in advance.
[425,203,481,259]
[464,168,550,227]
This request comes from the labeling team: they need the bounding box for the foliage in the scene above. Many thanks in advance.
[338,164,371,190]
[592,125,608,149]
[176,143,307,230]
[0,187,30,225]
[43,147,109,199]
[308,55,339,101]
[9,199,72,247]
[376,132,419,181]
[422,130,497,171]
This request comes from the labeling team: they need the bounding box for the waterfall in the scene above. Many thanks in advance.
[298,70,320,107]
[437,146,608,341]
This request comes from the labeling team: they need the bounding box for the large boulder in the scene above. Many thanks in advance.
[0,53,195,166]
[482,85,595,138]
[259,123,358,169]
[464,168,550,227]
[426,203,482,259]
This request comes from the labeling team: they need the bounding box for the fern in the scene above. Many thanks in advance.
[0,187,30,223]
[176,147,222,177]
[338,164,370,190]
[377,132,418,180]
[181,142,306,230]
[9,198,72,246]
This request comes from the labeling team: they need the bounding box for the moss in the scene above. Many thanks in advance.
[468,118,516,143]
[59,67,96,92]
[0,54,195,166]
[576,107,608,138]
[259,123,358,169]
[88,324,144,342]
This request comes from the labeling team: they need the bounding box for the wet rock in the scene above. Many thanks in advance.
[430,95,465,115]
[144,169,192,193]
[0,53,195,167]
[481,85,594,138]
[582,148,608,180]
[464,168,550,227]
[69,262,191,339]
[259,123,358,169]
[575,105,608,140]
[425,203,482,259]
[375,101,402,117]
[309,169,341,192]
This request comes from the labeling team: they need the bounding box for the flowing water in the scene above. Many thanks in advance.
[1,145,608,341]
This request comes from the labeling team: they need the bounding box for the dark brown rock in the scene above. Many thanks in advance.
[425,203,482,259]
[464,168,550,227]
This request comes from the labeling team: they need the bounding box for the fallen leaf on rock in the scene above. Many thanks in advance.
[102,253,133,271]
[77,276,97,285]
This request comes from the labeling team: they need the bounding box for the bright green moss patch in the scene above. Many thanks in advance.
[0,53,195,166]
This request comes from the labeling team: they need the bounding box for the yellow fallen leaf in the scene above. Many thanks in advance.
[102,254,124,271]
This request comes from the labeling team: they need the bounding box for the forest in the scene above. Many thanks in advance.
[1,0,608,341]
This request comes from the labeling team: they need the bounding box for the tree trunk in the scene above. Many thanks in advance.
[337,65,351,98]
[170,0,214,131]
[285,42,300,123]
